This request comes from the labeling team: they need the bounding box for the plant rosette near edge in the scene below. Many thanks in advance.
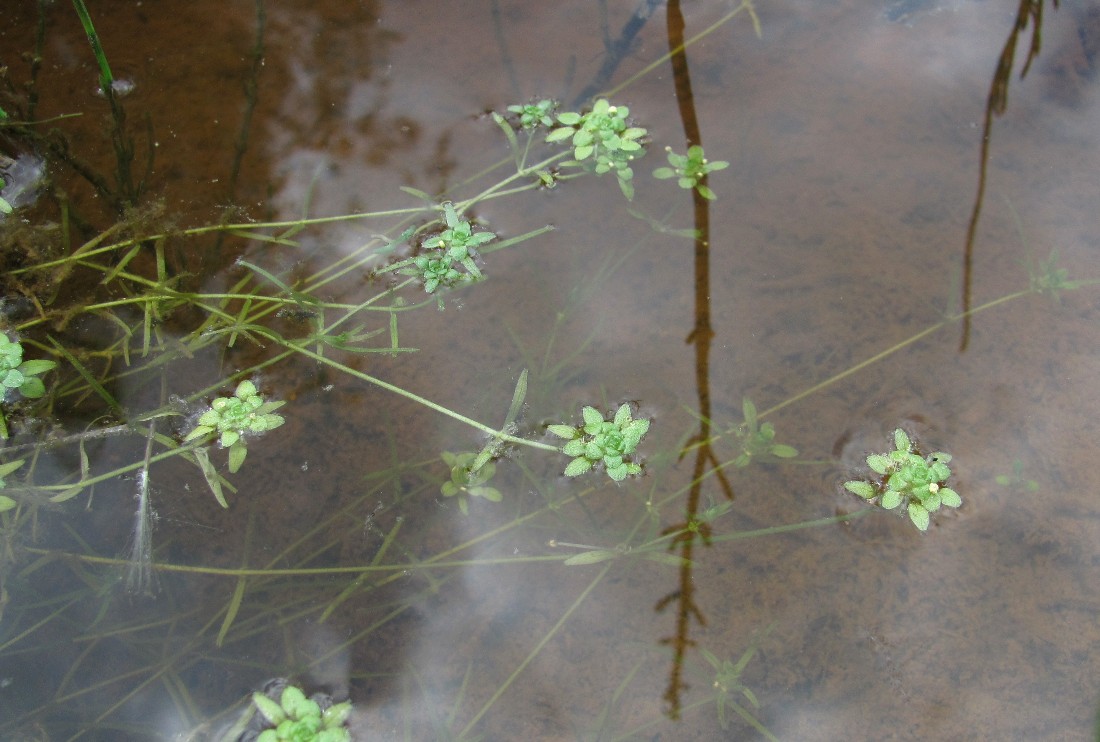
[844,428,961,531]
[251,684,351,742]
[548,403,650,482]
[0,333,58,439]
[653,144,730,201]
[0,459,26,513]
[184,379,285,473]
[545,98,647,200]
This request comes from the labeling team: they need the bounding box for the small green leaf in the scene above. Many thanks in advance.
[547,424,578,439]
[866,454,891,474]
[581,406,604,427]
[322,702,352,729]
[770,444,798,458]
[908,502,930,531]
[894,428,911,452]
[844,480,876,499]
[606,462,629,481]
[18,359,56,376]
[940,488,961,508]
[563,457,592,477]
[562,439,587,457]
[184,424,214,442]
[0,495,16,512]
[252,693,286,725]
[227,440,248,473]
[880,489,902,510]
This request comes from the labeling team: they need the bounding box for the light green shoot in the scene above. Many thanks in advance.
[184,379,285,474]
[843,428,961,531]
[548,403,650,482]
[0,458,25,513]
[251,683,351,742]
[0,177,12,214]
[439,450,502,515]
[653,145,729,200]
[506,99,557,130]
[546,99,648,200]
[731,398,798,468]
[0,333,58,439]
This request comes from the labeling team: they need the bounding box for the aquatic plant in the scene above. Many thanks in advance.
[548,403,650,481]
[251,684,351,742]
[730,398,798,468]
[440,450,502,515]
[0,179,12,214]
[0,333,57,439]
[4,1,1095,739]
[653,144,729,201]
[184,379,286,474]
[0,459,24,513]
[507,98,557,130]
[546,98,648,199]
[700,635,776,740]
[0,334,55,401]
[844,428,961,531]
[386,202,495,294]
[995,459,1039,493]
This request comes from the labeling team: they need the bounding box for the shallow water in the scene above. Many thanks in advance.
[2,1,1100,740]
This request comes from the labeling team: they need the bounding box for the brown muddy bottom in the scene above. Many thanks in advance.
[1,1,1099,740]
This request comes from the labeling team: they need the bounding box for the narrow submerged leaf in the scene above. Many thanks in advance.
[216,576,247,647]
[193,447,228,508]
[0,458,25,478]
[491,111,521,165]
[399,185,435,203]
[505,369,528,427]
[563,549,618,566]
[49,484,86,503]
[642,551,691,567]
[49,336,123,418]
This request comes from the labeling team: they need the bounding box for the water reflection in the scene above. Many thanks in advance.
[1,1,1100,740]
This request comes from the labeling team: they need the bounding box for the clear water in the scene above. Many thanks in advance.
[2,1,1099,739]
